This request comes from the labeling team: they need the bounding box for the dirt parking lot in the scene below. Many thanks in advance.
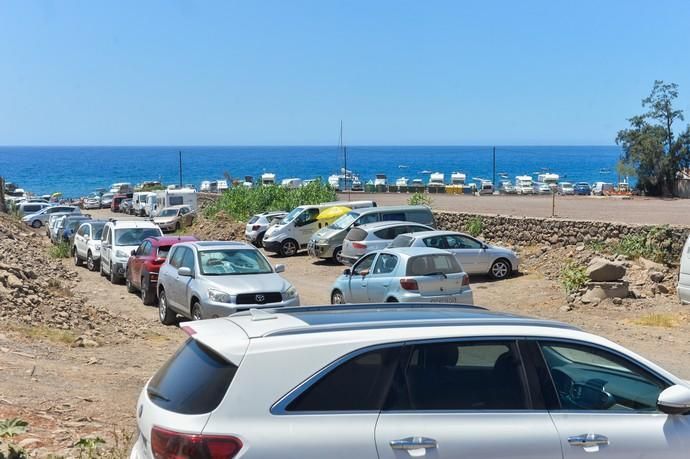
[1,208,689,457]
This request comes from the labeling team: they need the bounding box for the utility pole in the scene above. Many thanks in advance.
[492,146,496,187]
[552,190,556,217]
[178,151,183,188]
[0,176,6,213]
[344,145,350,200]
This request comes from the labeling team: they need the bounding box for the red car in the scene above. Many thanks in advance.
[111,193,133,212]
[125,236,198,305]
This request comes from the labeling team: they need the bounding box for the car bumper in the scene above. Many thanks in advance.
[156,222,176,232]
[200,296,300,317]
[307,241,334,259]
[113,261,127,277]
[338,253,362,266]
[262,239,283,253]
[245,230,261,242]
[398,289,474,305]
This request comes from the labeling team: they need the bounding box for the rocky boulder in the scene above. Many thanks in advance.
[586,257,626,282]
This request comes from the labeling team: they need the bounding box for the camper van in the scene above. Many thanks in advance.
[144,189,198,217]
[515,175,534,194]
[262,200,376,257]
[132,192,156,216]
[109,182,134,194]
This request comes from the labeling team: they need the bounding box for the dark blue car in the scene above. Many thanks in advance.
[60,215,92,244]
[574,182,592,195]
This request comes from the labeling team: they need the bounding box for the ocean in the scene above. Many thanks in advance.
[0,146,624,198]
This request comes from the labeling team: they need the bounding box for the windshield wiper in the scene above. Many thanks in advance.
[424,271,447,278]
[147,386,171,402]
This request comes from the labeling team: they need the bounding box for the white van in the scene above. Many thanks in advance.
[515,175,534,194]
[262,200,376,257]
[133,192,156,216]
[145,189,198,217]
[678,236,690,304]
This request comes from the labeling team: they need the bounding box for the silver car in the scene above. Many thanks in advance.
[157,241,300,324]
[153,205,196,232]
[21,205,80,228]
[330,247,473,305]
[389,230,519,280]
[245,211,288,247]
[340,220,433,265]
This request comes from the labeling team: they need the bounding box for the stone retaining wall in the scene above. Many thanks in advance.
[433,211,690,265]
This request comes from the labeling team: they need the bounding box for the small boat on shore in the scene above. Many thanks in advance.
[419,170,432,175]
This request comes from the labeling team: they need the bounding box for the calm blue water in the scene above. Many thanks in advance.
[0,146,624,198]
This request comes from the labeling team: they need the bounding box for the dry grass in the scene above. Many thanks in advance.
[6,323,77,345]
[47,279,74,297]
[633,313,679,328]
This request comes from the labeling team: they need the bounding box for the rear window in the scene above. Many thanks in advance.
[248,216,260,224]
[147,338,237,415]
[406,254,463,276]
[157,245,172,258]
[345,228,368,241]
[388,235,413,248]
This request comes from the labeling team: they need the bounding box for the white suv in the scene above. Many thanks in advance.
[72,220,107,271]
[100,220,162,284]
[132,304,690,459]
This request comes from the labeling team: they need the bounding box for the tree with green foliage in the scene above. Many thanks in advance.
[616,80,690,195]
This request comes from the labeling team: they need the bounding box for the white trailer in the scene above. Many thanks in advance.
[145,189,198,217]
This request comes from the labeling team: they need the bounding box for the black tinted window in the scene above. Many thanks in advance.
[406,255,463,276]
[386,341,528,410]
[248,216,259,224]
[147,338,237,415]
[539,341,668,411]
[388,235,413,248]
[381,212,405,221]
[287,346,401,411]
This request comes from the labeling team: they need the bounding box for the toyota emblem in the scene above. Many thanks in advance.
[255,294,265,303]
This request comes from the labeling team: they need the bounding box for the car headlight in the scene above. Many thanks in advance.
[115,249,129,258]
[208,288,232,303]
[283,286,297,299]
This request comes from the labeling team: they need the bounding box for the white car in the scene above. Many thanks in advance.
[245,211,288,247]
[72,220,107,271]
[100,220,163,284]
[339,220,433,265]
[131,303,690,459]
[82,193,102,210]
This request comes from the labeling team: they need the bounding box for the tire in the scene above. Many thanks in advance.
[109,263,120,284]
[280,239,298,257]
[256,232,266,248]
[100,259,107,277]
[174,222,180,232]
[489,258,511,280]
[191,300,203,321]
[31,220,41,228]
[73,247,82,266]
[158,289,177,325]
[331,290,346,305]
[87,251,98,272]
[332,247,342,264]
[141,274,155,306]
[386,297,399,303]
[125,269,136,293]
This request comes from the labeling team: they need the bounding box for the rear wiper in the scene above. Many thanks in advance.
[424,271,447,278]
[147,387,171,402]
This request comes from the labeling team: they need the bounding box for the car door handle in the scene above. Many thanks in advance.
[568,433,609,448]
[390,437,438,451]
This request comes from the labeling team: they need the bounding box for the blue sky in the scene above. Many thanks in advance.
[1,0,689,145]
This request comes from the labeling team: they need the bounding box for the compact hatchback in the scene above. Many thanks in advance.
[339,220,433,265]
[156,241,299,324]
[131,304,690,459]
[245,211,288,247]
[330,247,473,305]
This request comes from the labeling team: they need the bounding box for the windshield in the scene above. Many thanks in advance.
[114,228,161,246]
[330,211,359,230]
[102,193,113,199]
[199,249,273,275]
[68,220,86,230]
[281,207,303,224]
[158,208,179,217]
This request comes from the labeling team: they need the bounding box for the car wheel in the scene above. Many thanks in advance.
[31,220,41,228]
[191,301,203,321]
[99,259,107,277]
[125,270,136,293]
[73,247,82,266]
[331,247,342,264]
[331,290,346,304]
[158,289,177,325]
[280,239,298,257]
[256,232,266,248]
[490,258,511,280]
[141,274,155,306]
[386,297,399,303]
[87,251,97,272]
[109,263,120,284]
[174,222,180,232]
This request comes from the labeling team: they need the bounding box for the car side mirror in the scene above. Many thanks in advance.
[274,264,285,273]
[178,267,193,277]
[343,268,352,276]
[657,385,690,415]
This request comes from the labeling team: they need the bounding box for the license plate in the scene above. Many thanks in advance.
[429,296,458,303]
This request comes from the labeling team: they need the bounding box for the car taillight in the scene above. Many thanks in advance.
[252,225,261,231]
[462,273,470,286]
[400,278,419,291]
[352,242,367,250]
[153,257,166,265]
[151,426,242,459]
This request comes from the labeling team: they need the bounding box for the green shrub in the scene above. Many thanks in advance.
[585,239,607,253]
[464,217,483,237]
[407,193,433,207]
[613,227,667,263]
[560,261,589,294]
[204,180,337,222]
[49,242,71,259]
